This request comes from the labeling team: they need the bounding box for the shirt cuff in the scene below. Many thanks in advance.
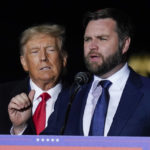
[10,125,27,135]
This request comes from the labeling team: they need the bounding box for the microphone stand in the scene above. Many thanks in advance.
[60,82,81,135]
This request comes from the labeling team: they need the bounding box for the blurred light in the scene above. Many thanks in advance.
[128,53,150,77]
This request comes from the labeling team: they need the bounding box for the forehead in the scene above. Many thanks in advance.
[84,18,117,36]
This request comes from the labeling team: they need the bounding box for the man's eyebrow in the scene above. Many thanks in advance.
[96,35,109,37]
[29,46,40,50]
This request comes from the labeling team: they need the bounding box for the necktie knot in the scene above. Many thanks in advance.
[40,92,50,102]
[99,80,112,89]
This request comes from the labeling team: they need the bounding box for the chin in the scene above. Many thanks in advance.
[40,76,52,81]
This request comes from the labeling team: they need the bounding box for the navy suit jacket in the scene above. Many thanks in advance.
[44,68,150,136]
[0,77,69,135]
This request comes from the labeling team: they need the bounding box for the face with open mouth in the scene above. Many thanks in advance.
[20,33,67,87]
[84,19,123,76]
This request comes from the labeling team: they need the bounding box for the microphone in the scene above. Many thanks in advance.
[60,72,91,135]
[74,72,91,86]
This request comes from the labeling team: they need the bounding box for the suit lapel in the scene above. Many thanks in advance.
[78,79,93,134]
[108,70,144,136]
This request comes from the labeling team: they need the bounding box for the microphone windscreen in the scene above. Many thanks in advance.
[74,72,91,85]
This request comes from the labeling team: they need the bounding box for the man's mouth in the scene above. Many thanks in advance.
[89,54,100,61]
[40,66,51,70]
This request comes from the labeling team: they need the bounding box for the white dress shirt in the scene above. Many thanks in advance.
[83,63,130,136]
[30,79,62,127]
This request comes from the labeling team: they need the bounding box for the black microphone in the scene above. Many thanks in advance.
[74,72,91,86]
[60,72,91,135]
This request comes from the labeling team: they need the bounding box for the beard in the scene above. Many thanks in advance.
[84,48,123,76]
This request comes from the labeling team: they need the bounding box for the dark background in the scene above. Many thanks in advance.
[0,0,150,83]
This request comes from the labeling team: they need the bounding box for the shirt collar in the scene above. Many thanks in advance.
[93,63,130,89]
[30,79,62,100]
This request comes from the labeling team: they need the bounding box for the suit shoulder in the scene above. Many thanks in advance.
[0,77,29,97]
[139,74,150,84]
[0,78,26,89]
[135,73,150,91]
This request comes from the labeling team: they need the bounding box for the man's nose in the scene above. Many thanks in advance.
[40,50,48,61]
[89,40,99,50]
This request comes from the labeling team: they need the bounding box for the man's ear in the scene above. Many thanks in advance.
[122,37,131,54]
[20,56,29,71]
[62,51,68,67]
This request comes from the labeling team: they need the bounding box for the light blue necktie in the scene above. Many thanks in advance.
[89,80,112,136]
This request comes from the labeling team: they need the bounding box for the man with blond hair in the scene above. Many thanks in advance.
[0,23,68,134]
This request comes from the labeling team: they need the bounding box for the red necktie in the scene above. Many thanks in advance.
[33,92,50,135]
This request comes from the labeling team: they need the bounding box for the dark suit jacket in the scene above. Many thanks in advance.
[44,68,150,136]
[0,77,69,135]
